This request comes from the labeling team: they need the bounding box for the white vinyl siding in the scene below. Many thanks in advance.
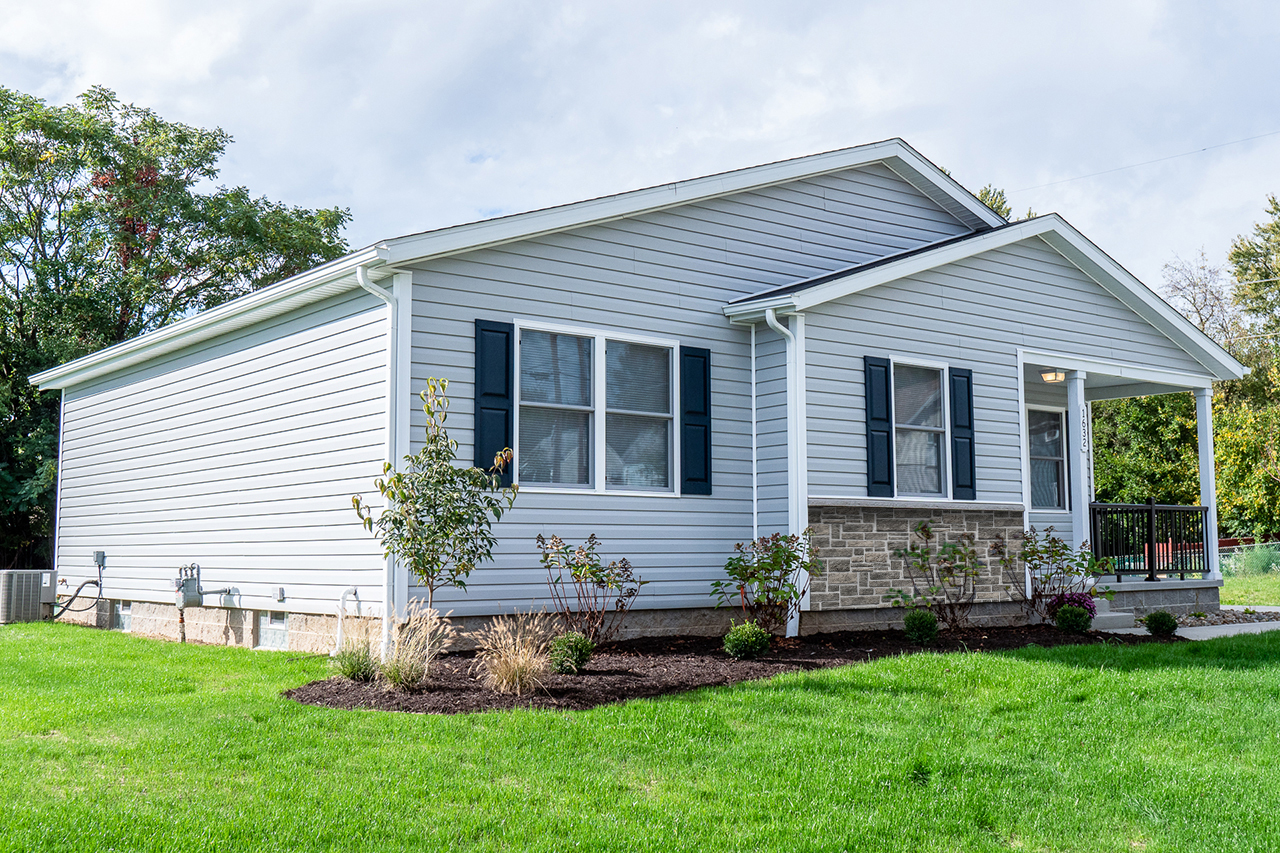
[407,163,970,615]
[54,290,389,615]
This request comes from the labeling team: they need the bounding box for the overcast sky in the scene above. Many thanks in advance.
[3,1,1278,289]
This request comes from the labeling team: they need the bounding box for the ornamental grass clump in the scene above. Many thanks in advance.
[1054,604,1092,634]
[1143,610,1179,639]
[380,602,457,690]
[722,620,772,660]
[473,611,555,696]
[903,609,939,645]
[332,618,378,683]
[548,632,595,675]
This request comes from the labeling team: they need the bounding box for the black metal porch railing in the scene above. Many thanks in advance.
[1089,499,1210,581]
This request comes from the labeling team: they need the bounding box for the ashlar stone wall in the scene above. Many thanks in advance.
[807,504,1025,612]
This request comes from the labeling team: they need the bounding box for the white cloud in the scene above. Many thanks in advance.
[1,0,1277,286]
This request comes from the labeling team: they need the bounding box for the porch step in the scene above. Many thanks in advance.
[1092,598,1136,630]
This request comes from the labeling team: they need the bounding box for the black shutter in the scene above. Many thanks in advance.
[864,356,894,498]
[949,367,976,500]
[680,346,712,495]
[474,319,514,486]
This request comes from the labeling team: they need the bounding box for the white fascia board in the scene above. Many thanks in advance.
[379,139,1003,267]
[723,295,799,324]
[31,246,385,390]
[733,214,1245,382]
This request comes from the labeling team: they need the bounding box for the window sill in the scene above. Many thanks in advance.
[808,495,1025,513]
[516,486,682,498]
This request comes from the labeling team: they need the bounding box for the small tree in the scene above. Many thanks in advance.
[888,521,983,630]
[353,378,518,609]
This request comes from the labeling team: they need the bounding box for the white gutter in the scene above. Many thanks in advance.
[356,264,398,658]
[764,308,808,638]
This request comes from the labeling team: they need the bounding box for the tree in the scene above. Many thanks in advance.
[0,86,350,556]
[1230,194,1280,334]
[353,379,519,610]
[977,185,1035,221]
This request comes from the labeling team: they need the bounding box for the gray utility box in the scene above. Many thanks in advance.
[1,570,53,624]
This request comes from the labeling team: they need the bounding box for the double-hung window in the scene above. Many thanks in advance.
[893,363,947,497]
[517,324,675,492]
[1027,408,1066,510]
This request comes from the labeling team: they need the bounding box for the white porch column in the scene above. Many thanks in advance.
[1195,386,1221,579]
[1066,371,1090,551]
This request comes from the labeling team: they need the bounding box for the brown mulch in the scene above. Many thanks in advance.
[284,624,1173,716]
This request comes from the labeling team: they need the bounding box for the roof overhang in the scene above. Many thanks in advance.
[723,214,1248,383]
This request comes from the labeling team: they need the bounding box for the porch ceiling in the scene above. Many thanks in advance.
[1021,362,1207,402]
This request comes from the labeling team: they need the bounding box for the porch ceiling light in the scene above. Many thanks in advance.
[1040,368,1065,384]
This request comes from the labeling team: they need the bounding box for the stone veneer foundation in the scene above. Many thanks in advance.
[804,500,1027,631]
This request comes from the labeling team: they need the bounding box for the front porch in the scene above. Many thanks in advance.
[1022,350,1223,613]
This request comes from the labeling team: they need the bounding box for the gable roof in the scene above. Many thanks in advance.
[33,139,999,390]
[723,214,1247,382]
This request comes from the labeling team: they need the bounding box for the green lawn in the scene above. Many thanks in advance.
[3,623,1280,852]
[1222,572,1280,605]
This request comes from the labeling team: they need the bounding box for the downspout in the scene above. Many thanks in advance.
[764,308,805,638]
[750,323,758,541]
[356,264,397,658]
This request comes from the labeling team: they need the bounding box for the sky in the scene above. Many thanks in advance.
[2,0,1278,290]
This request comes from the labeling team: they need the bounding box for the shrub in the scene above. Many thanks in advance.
[903,609,939,645]
[722,620,772,660]
[548,632,595,675]
[333,628,378,683]
[380,603,458,690]
[1054,604,1092,634]
[711,530,822,635]
[1049,591,1097,619]
[473,612,555,695]
[1143,610,1179,638]
[354,378,518,609]
[889,522,983,630]
[995,527,1112,623]
[539,534,647,643]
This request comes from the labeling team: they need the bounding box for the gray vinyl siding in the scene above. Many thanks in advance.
[405,164,971,616]
[805,235,1209,510]
[55,290,389,615]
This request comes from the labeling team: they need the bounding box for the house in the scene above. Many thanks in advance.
[32,139,1246,651]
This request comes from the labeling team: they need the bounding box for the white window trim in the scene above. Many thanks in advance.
[513,319,682,497]
[1027,405,1070,513]
[887,355,951,500]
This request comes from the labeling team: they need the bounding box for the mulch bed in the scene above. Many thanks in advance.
[285,624,1173,715]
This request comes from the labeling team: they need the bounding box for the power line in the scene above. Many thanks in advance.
[1013,129,1280,193]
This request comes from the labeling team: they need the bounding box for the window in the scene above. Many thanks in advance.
[257,611,288,650]
[517,325,674,492]
[893,363,946,496]
[1028,409,1066,510]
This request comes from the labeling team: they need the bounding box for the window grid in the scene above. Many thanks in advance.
[513,321,680,495]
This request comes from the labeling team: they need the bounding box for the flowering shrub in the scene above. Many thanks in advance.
[1049,591,1097,619]
[711,530,822,635]
[888,522,983,630]
[539,534,646,643]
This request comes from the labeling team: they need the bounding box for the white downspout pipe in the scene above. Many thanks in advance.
[750,322,758,541]
[764,308,805,638]
[356,264,398,658]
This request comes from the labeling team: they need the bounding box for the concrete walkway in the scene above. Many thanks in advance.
[1108,605,1280,640]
